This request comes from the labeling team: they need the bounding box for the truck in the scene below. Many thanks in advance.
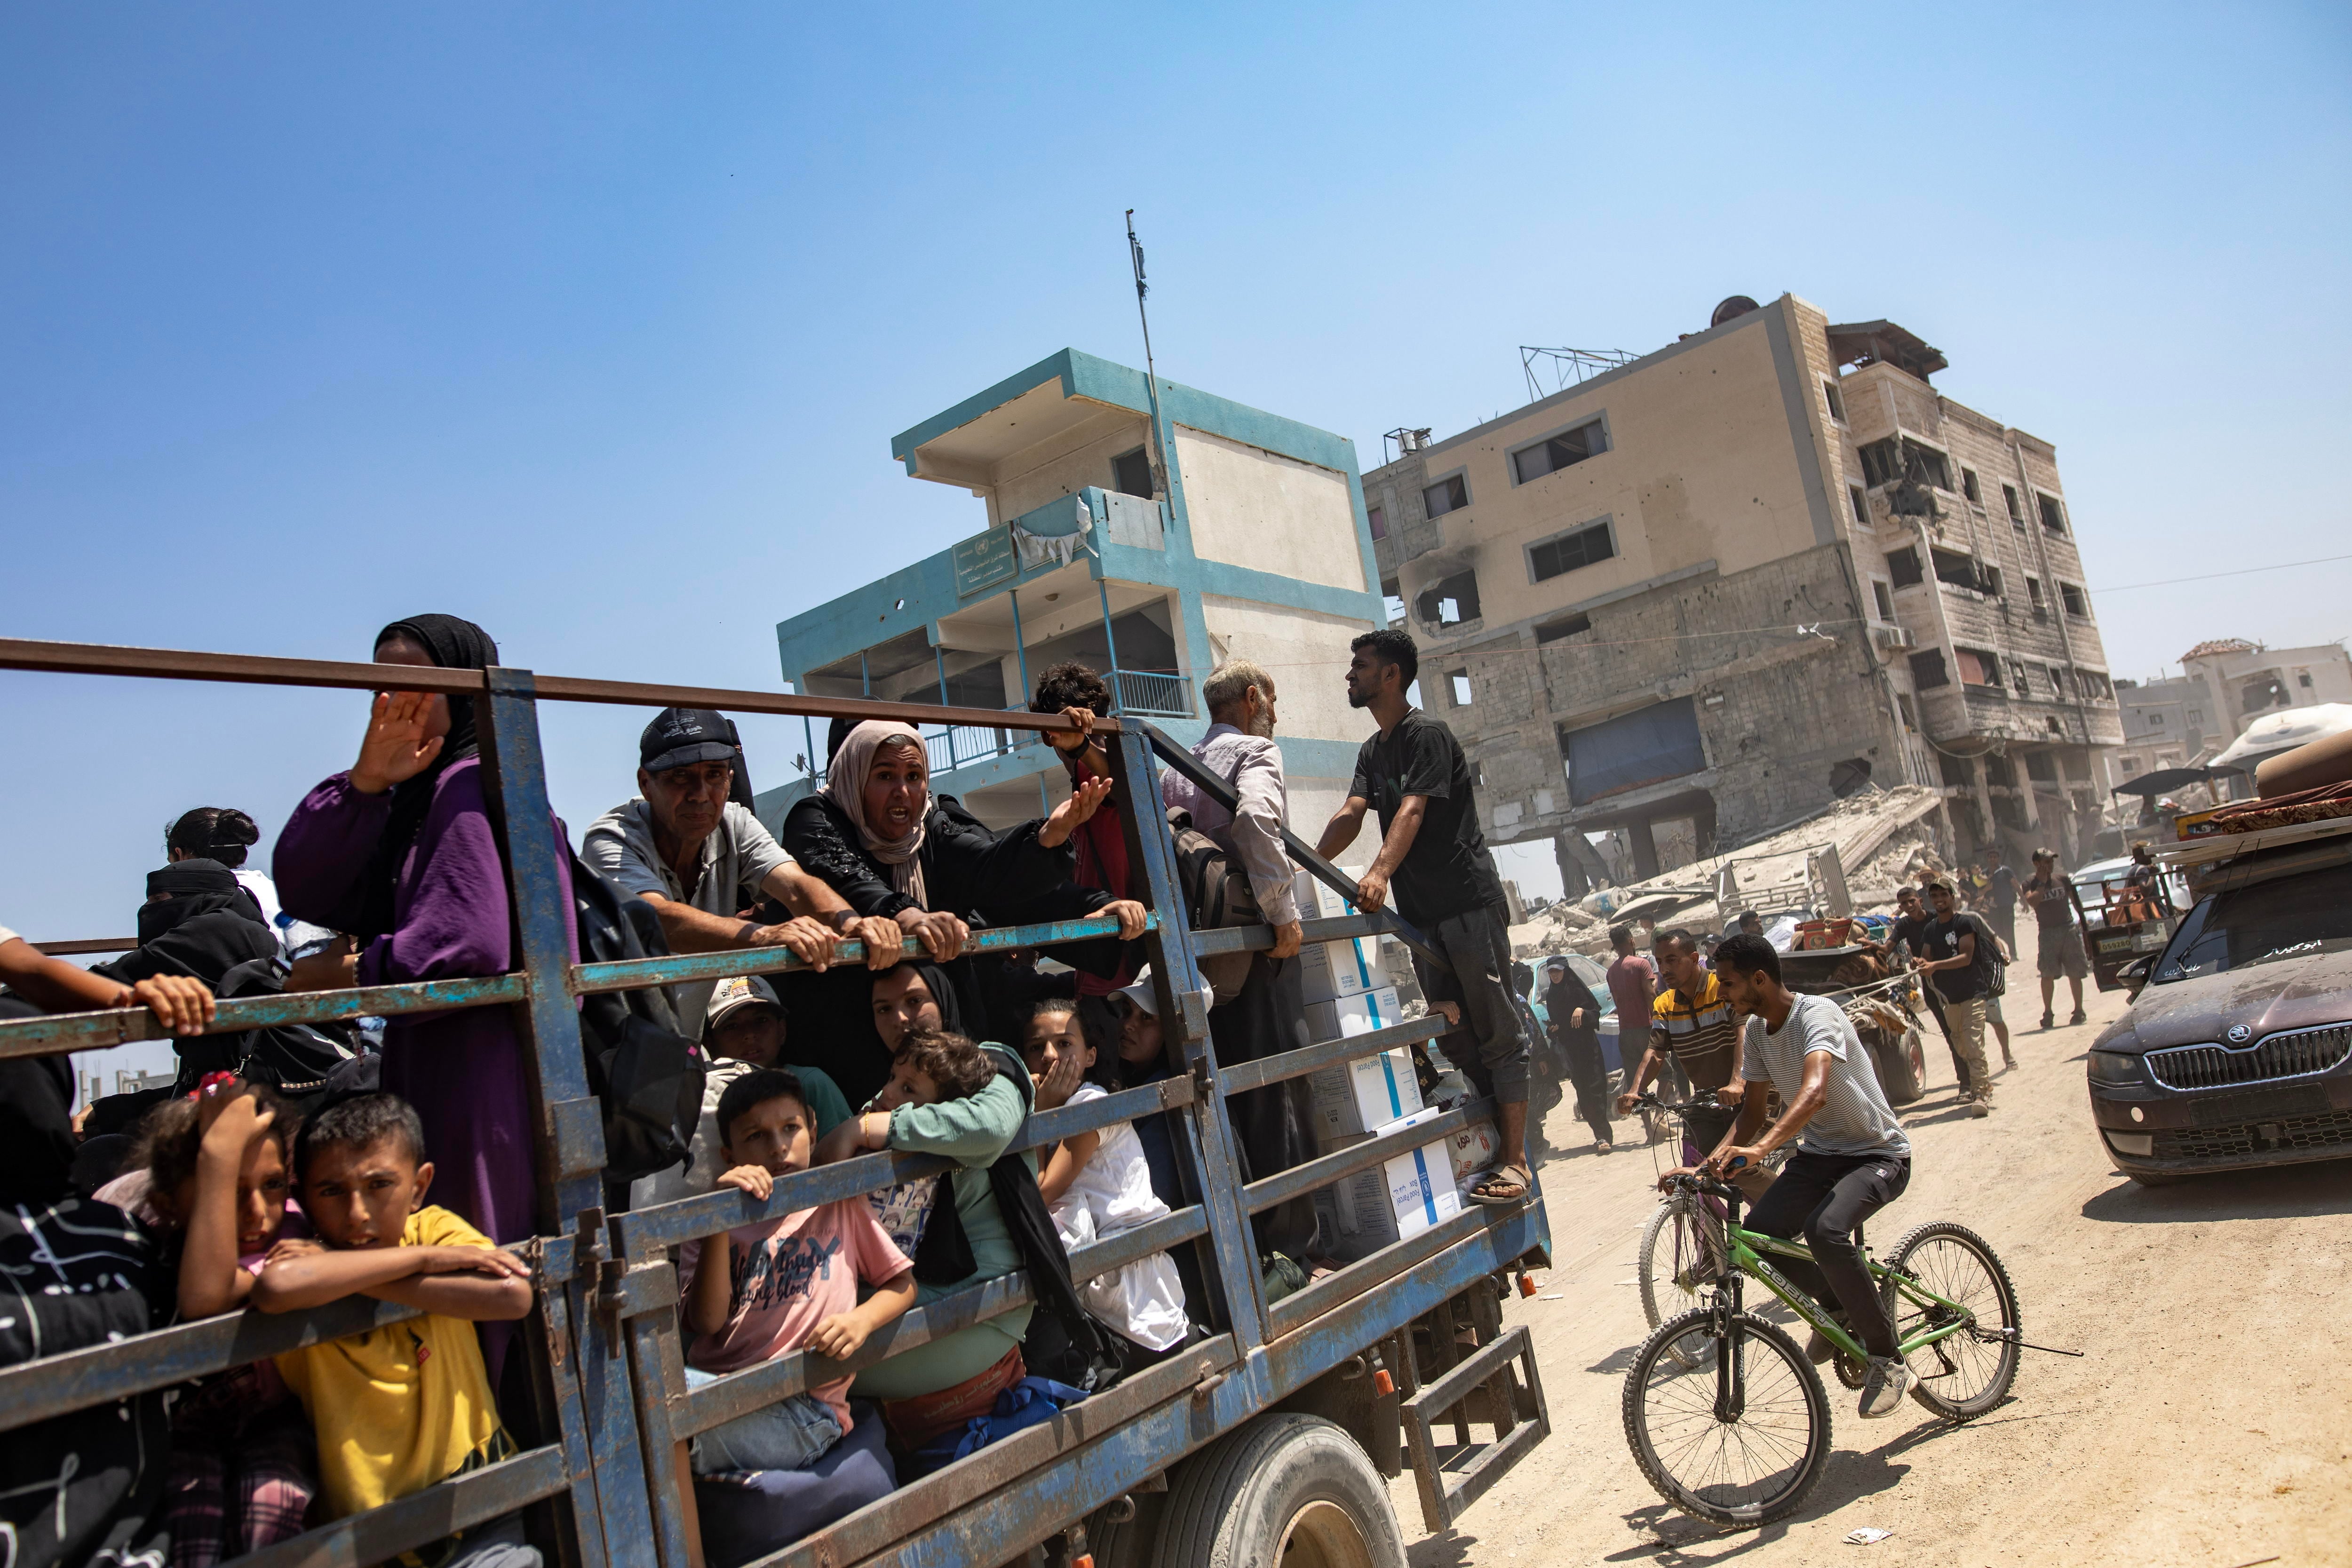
[0,633,1554,1568]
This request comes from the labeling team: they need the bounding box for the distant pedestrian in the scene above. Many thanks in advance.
[1543,957,1614,1155]
[1915,881,1997,1115]
[1605,924,1675,1098]
[1977,846,2019,957]
[2021,849,2088,1028]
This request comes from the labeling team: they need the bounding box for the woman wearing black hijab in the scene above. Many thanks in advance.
[274,616,571,1384]
[93,859,277,1087]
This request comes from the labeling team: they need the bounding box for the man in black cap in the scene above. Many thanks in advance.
[584,708,902,1021]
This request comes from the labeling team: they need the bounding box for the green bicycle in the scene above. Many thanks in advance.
[1621,1167,2022,1527]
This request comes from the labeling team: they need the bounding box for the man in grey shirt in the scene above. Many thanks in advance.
[1673,932,1915,1420]
[584,707,901,1021]
[1159,659,1302,957]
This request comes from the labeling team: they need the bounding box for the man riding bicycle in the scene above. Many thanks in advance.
[1663,932,1915,1419]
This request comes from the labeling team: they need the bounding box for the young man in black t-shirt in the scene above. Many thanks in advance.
[1317,629,1532,1206]
[1917,881,1996,1115]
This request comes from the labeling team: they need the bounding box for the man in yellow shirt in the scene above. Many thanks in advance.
[256,1094,537,1568]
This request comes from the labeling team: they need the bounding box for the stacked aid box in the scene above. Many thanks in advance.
[1293,872,1462,1259]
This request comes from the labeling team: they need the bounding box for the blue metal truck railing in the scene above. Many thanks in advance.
[0,634,1549,1567]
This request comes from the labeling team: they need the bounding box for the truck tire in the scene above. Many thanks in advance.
[1869,1026,1926,1105]
[1156,1413,1405,1568]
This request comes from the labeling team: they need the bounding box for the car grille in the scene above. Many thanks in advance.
[2154,1108,2352,1161]
[2143,1024,2352,1091]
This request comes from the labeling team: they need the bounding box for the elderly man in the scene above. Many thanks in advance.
[585,707,900,1022]
[1160,659,1303,957]
[1160,658,1320,1265]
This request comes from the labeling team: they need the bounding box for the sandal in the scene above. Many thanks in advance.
[1466,1163,1532,1206]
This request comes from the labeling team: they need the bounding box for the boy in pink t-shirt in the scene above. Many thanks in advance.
[682,1068,915,1475]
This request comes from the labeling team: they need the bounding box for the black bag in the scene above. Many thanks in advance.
[207,956,359,1101]
[570,852,708,1184]
[1165,790,1264,1006]
[1975,913,2009,998]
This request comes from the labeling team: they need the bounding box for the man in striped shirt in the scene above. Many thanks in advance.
[1616,930,1757,1186]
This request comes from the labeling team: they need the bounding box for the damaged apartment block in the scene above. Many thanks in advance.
[1360,294,2124,892]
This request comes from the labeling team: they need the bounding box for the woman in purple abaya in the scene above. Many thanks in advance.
[274,616,571,1382]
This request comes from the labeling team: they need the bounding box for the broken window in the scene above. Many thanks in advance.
[1860,438,1902,487]
[2002,484,2024,525]
[1535,612,1591,644]
[1908,649,1950,690]
[2026,576,2045,612]
[1414,570,1481,628]
[1848,485,1869,526]
[2059,581,2088,617]
[1367,504,1387,541]
[1962,468,1981,503]
[2045,665,2068,697]
[1872,580,1895,621]
[1930,547,1986,592]
[2011,660,2031,697]
[2241,675,2288,711]
[1112,446,1153,499]
[2300,672,2315,688]
[1822,381,1845,423]
[1953,647,2002,688]
[2037,493,2067,533]
[1511,419,1608,483]
[1828,757,1873,797]
[1423,473,1470,518]
[1381,576,1405,628]
[1558,698,1705,806]
[1528,518,1614,583]
[1983,564,2005,598]
[1886,547,1923,588]
[1896,692,1918,731]
[1448,670,1473,707]
[1904,440,1954,491]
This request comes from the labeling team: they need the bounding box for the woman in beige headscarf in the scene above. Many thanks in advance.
[783,719,1146,965]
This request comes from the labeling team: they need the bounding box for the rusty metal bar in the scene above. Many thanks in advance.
[0,1230,571,1433]
[567,911,1151,996]
[20,937,137,955]
[1215,1015,1448,1097]
[1187,910,1392,955]
[0,635,1116,734]
[228,1443,573,1568]
[749,1336,1243,1568]
[1241,1097,1491,1218]
[0,973,528,1059]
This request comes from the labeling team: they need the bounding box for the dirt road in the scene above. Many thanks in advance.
[1392,984,2352,1567]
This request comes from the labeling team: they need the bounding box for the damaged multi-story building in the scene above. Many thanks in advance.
[1360,293,2124,893]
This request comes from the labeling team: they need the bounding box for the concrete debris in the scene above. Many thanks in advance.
[1576,784,1947,927]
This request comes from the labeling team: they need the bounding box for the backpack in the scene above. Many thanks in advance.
[1974,912,2009,997]
[1164,752,1268,1007]
[569,852,710,1184]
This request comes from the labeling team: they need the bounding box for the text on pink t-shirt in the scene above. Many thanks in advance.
[684,1196,914,1430]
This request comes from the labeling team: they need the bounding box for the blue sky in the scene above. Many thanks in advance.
[6,1,2349,955]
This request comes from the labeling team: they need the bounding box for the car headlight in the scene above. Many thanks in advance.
[2088,1050,2141,1083]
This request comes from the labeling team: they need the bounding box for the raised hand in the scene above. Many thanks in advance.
[1038,775,1115,848]
[351,690,450,796]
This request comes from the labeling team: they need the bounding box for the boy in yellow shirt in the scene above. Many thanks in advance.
[255,1093,538,1568]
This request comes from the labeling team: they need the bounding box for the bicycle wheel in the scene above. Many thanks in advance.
[1622,1308,1831,1528]
[1637,1194,1724,1350]
[1878,1221,2020,1421]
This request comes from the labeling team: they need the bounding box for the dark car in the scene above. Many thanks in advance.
[2085,848,2352,1185]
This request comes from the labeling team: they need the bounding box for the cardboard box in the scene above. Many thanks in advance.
[1306,1045,1423,1138]
[1327,1107,1461,1258]
[1443,1119,1501,1190]
[1302,986,1401,1044]
[1293,871,1357,922]
[1298,933,1382,1002]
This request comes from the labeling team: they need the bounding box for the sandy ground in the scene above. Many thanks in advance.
[1390,984,2352,1568]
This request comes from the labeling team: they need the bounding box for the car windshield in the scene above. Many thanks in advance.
[2151,861,2352,984]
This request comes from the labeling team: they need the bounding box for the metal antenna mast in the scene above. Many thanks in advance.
[1125,209,1172,507]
